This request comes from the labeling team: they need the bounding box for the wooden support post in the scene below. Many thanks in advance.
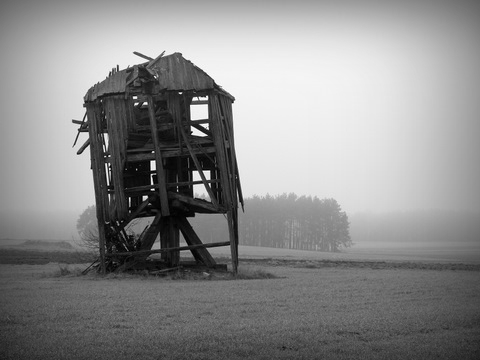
[209,95,239,273]
[86,102,109,274]
[175,217,216,267]
[160,217,180,267]
[227,209,239,274]
[147,95,170,216]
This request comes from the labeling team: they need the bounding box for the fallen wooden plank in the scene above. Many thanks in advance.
[106,241,230,257]
[149,266,182,275]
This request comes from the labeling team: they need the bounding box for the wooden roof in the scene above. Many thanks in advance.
[151,52,215,91]
[84,52,234,102]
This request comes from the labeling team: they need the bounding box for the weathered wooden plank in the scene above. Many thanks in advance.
[106,240,230,257]
[219,96,240,273]
[76,138,90,155]
[72,111,87,146]
[104,96,129,220]
[146,50,165,69]
[168,192,225,214]
[219,95,239,208]
[235,161,244,211]
[167,179,220,188]
[86,102,109,274]
[123,179,221,196]
[133,51,153,61]
[124,184,158,194]
[190,119,210,124]
[227,209,238,273]
[147,95,170,216]
[191,100,208,105]
[191,123,211,137]
[209,94,239,273]
[149,266,182,275]
[208,95,232,207]
[126,135,214,152]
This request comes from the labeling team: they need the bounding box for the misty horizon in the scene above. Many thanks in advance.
[0,201,478,243]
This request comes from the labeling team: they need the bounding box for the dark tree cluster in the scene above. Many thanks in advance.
[239,194,351,251]
[192,193,352,252]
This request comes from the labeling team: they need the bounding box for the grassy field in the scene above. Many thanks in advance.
[0,243,479,359]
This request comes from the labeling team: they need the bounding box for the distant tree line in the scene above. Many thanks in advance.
[192,193,352,252]
[76,194,352,253]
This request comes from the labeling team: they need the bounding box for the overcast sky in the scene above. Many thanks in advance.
[1,0,479,239]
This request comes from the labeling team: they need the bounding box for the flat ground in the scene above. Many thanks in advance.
[0,242,479,359]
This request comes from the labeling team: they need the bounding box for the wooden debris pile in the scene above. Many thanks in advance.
[73,51,243,273]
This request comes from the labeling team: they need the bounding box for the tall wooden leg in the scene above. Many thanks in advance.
[227,210,238,274]
[160,217,180,267]
[175,217,216,267]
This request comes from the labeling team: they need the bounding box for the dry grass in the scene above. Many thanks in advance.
[0,261,479,360]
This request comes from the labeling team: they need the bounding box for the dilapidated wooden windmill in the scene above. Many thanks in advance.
[73,51,243,274]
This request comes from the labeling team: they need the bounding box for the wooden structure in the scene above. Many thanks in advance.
[73,51,243,273]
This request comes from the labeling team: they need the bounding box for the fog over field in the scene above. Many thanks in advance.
[1,0,479,249]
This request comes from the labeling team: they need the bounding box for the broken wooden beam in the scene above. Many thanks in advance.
[106,241,230,257]
[72,111,87,147]
[174,217,217,267]
[76,139,90,155]
[133,51,153,61]
[168,192,225,213]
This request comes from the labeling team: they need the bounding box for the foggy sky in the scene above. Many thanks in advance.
[1,0,479,239]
